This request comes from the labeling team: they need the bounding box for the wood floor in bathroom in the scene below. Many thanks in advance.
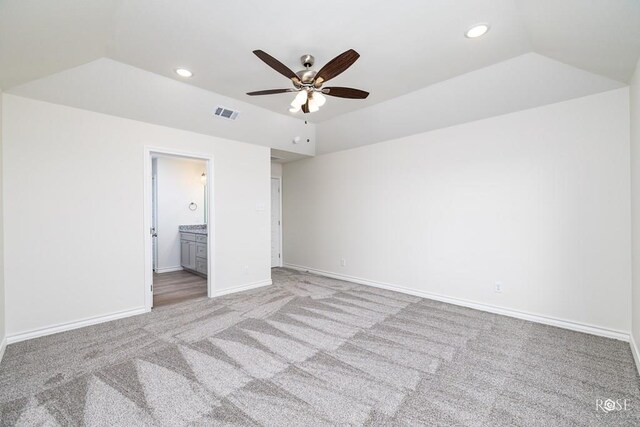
[153,270,207,307]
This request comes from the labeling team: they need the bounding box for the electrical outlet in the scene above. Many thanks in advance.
[340,259,346,267]
[495,282,503,293]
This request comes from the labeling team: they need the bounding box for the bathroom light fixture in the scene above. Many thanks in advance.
[175,68,193,78]
[465,23,490,38]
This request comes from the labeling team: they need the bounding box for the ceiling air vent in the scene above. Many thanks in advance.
[213,106,240,120]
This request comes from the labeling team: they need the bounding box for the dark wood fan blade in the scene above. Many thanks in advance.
[301,100,310,114]
[253,50,300,83]
[247,89,295,96]
[323,87,369,99]
[314,49,360,86]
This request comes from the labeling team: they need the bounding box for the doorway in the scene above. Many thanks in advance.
[144,147,213,310]
[271,177,282,267]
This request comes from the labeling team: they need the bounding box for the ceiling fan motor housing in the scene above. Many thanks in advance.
[297,54,317,85]
[300,54,314,68]
[297,69,317,85]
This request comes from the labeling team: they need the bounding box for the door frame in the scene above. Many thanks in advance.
[151,159,158,271]
[271,176,283,268]
[143,146,214,310]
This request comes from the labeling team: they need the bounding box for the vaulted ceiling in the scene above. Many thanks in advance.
[2,0,639,123]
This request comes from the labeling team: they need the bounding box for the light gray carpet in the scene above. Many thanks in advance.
[1,268,639,426]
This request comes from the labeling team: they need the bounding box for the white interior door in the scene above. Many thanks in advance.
[271,178,281,267]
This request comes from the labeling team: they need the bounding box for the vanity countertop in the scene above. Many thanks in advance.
[179,224,207,235]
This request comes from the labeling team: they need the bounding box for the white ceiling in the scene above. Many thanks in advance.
[317,53,625,154]
[6,58,316,155]
[518,0,640,83]
[0,0,113,89]
[1,0,639,123]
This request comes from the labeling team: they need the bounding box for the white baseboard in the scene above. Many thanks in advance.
[155,266,183,274]
[284,263,630,342]
[213,279,272,298]
[0,336,6,365]
[6,307,149,345]
[5,278,273,346]
[631,334,640,375]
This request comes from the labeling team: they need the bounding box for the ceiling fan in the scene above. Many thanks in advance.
[247,49,369,114]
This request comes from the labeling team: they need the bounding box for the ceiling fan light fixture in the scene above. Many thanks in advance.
[465,23,490,38]
[312,92,326,107]
[289,104,301,113]
[308,102,320,113]
[291,90,308,107]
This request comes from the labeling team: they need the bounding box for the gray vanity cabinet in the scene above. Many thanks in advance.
[180,232,207,277]
[181,239,196,270]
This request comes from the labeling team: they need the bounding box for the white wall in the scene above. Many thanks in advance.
[284,88,631,335]
[2,94,271,337]
[271,162,283,178]
[155,156,206,272]
[630,58,640,368]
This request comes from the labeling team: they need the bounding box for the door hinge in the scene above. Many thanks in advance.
[150,284,153,292]
[278,220,281,225]
[279,253,281,258]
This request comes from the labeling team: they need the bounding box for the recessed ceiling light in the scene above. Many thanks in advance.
[175,68,193,78]
[465,23,490,38]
